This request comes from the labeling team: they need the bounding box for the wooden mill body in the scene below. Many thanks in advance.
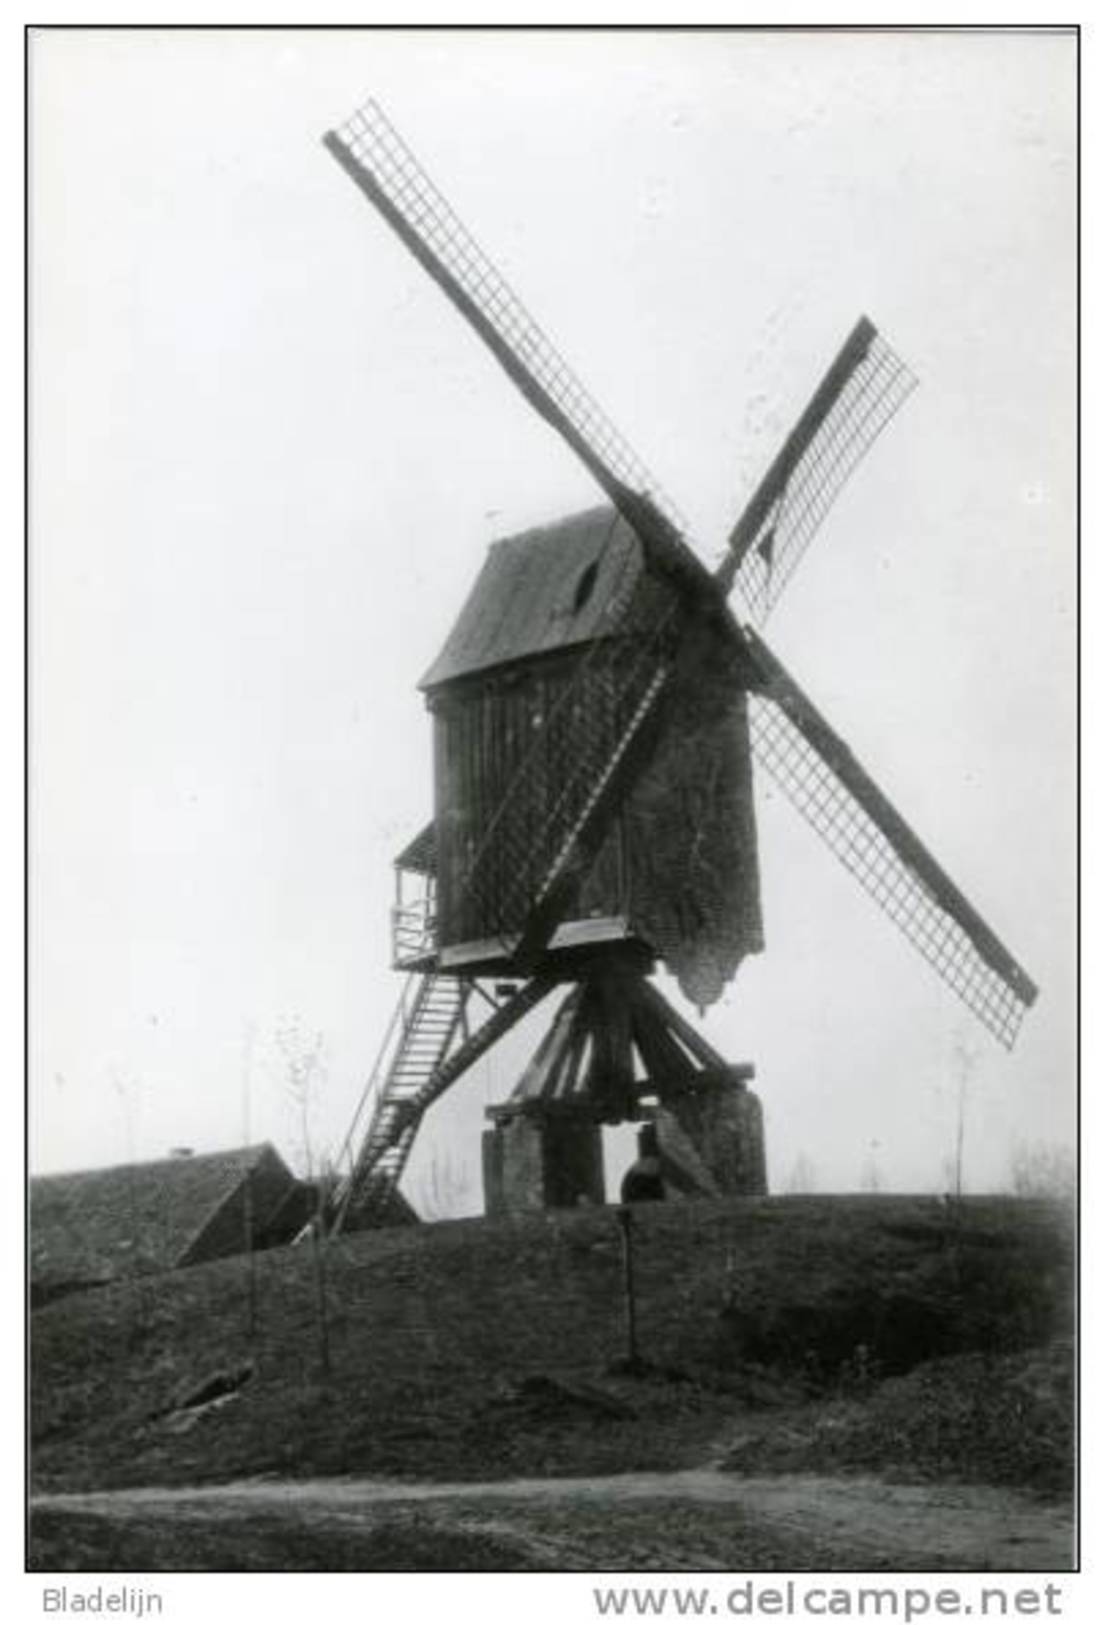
[406,507,766,1008]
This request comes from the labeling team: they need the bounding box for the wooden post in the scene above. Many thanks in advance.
[310,1211,331,1377]
[616,1205,640,1370]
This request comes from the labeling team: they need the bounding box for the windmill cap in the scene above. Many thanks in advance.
[419,506,669,690]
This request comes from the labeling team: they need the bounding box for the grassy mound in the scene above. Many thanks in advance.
[32,1196,1073,1495]
[715,1216,1069,1384]
[723,1342,1074,1495]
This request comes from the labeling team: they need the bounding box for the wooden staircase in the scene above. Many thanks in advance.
[330,974,469,1231]
[330,971,557,1231]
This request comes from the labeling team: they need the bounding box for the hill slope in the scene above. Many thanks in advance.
[31,1195,1073,1496]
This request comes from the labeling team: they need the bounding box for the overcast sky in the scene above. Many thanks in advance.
[30,28,1076,1206]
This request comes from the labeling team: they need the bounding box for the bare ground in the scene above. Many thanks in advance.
[31,1469,1073,1572]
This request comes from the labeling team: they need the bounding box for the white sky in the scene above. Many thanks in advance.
[29,28,1076,1206]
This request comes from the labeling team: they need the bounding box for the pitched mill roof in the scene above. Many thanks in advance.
[419,506,669,690]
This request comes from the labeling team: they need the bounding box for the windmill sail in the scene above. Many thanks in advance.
[325,98,730,963]
[326,97,1035,1043]
[324,101,711,600]
[719,319,917,622]
[744,629,1037,1047]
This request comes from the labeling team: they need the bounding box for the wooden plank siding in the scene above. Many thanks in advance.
[419,506,765,1006]
[428,635,763,1005]
[430,646,631,949]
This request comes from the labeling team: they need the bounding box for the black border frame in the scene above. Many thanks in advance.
[23,18,1082,1582]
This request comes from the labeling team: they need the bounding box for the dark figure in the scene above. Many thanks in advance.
[620,1122,665,1203]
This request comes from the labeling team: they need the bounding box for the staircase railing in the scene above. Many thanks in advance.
[391,892,437,968]
[330,972,425,1193]
[329,973,469,1231]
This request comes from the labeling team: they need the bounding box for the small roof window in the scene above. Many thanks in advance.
[572,559,600,614]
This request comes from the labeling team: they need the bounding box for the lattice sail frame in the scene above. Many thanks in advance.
[327,102,701,958]
[746,659,1037,1049]
[726,327,918,624]
[328,101,687,536]
[326,95,1037,1046]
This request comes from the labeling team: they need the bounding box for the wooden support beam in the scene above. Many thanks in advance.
[549,994,593,1102]
[513,989,579,1102]
[635,977,736,1073]
[718,317,877,590]
[411,975,558,1120]
[579,980,610,1103]
[596,969,637,1120]
[654,1110,722,1198]
[629,988,698,1095]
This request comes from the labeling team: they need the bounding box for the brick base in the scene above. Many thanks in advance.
[483,1110,605,1215]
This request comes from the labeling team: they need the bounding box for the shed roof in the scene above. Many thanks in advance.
[395,821,437,875]
[30,1143,293,1296]
[420,506,668,690]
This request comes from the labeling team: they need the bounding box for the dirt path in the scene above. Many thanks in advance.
[34,1470,1073,1572]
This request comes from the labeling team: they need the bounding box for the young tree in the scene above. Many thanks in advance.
[240,1020,259,1356]
[110,1065,152,1333]
[276,1021,332,1375]
[1008,1140,1076,1203]
[277,1021,327,1179]
[783,1151,819,1194]
[949,1035,978,1202]
[859,1141,883,1193]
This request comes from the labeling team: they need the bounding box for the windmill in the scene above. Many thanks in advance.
[320,99,1037,1229]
